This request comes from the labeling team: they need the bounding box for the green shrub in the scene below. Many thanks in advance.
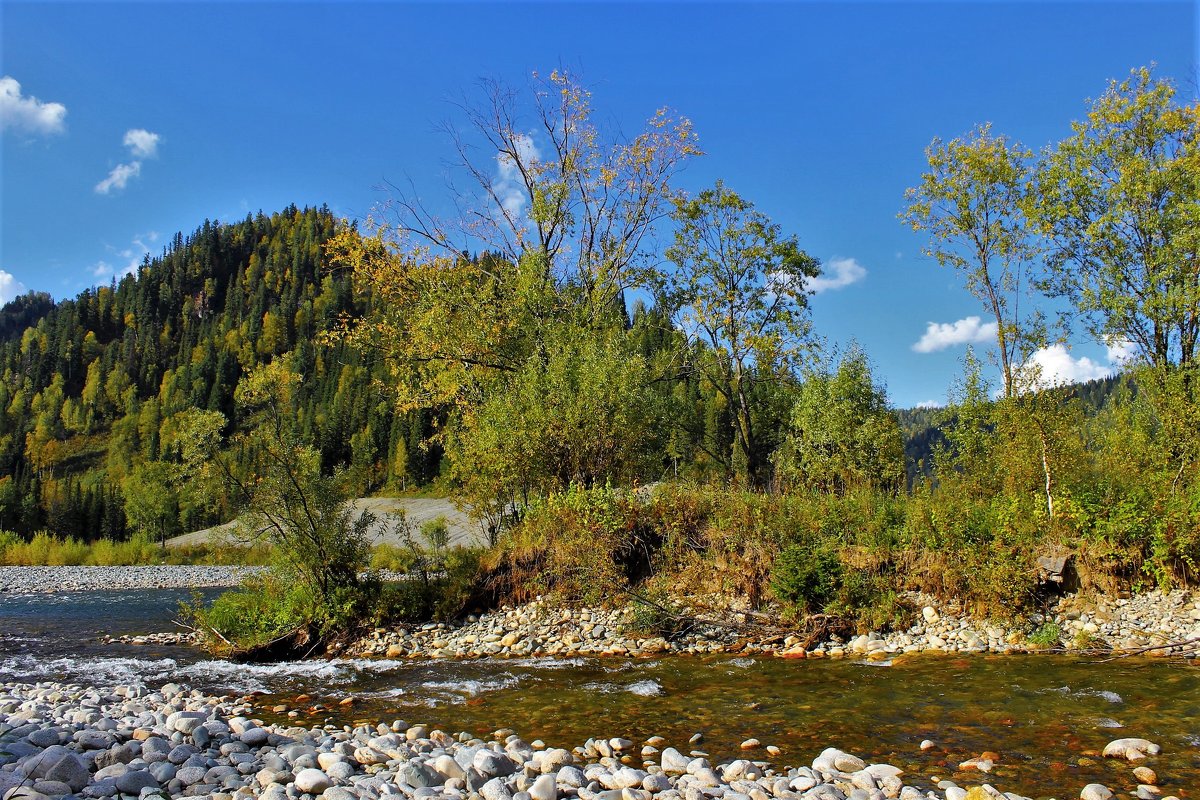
[371,543,420,573]
[184,573,314,652]
[1028,621,1062,648]
[770,544,842,614]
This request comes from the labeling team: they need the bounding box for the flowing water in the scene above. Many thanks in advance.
[1,589,1197,798]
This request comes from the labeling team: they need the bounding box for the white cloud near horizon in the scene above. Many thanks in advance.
[1105,337,1138,366]
[0,76,67,136]
[0,270,28,305]
[808,257,867,294]
[1018,344,1113,389]
[95,128,161,195]
[91,232,157,281]
[915,398,943,409]
[912,315,997,353]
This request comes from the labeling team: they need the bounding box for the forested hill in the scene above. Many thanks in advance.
[894,374,1128,487]
[0,206,439,537]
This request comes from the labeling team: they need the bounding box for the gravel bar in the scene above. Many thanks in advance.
[0,566,267,594]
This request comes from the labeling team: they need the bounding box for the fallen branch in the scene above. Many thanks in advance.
[1099,635,1200,661]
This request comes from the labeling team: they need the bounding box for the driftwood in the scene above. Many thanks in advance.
[622,589,790,636]
[1099,634,1200,662]
[173,615,325,662]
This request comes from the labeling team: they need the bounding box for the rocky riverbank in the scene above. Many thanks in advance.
[0,680,1180,800]
[0,567,268,595]
[348,590,1200,661]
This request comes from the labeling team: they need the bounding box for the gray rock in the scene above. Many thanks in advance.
[326,763,355,782]
[642,775,671,793]
[3,787,50,800]
[325,789,357,800]
[400,762,443,789]
[205,766,238,784]
[241,729,269,747]
[73,734,111,753]
[168,745,198,765]
[556,767,586,789]
[31,781,73,797]
[93,765,130,782]
[27,746,90,792]
[481,777,513,800]
[147,762,176,783]
[27,730,61,748]
[1080,786,1113,800]
[177,767,207,786]
[474,750,516,778]
[464,768,489,793]
[114,771,159,795]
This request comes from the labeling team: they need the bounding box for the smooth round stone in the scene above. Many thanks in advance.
[529,774,557,800]
[294,769,333,794]
[1133,767,1158,785]
[114,770,158,794]
[1081,785,1114,800]
[242,728,270,747]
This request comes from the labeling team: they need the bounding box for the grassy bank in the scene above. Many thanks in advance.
[480,480,1200,631]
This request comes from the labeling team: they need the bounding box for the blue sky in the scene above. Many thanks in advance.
[1,1,1195,408]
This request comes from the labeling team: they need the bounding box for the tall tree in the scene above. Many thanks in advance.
[901,123,1041,399]
[380,70,701,316]
[1033,66,1200,372]
[664,181,820,486]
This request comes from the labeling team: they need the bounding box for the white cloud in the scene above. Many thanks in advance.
[0,76,67,136]
[912,316,998,353]
[494,133,539,220]
[808,257,867,294]
[95,161,142,195]
[915,398,943,409]
[123,128,159,159]
[1019,344,1112,389]
[91,233,156,280]
[0,270,28,305]
[1105,337,1138,367]
[94,128,161,195]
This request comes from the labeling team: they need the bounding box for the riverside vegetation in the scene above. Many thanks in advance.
[1,67,1198,660]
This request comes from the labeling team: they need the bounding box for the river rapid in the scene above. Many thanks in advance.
[1,588,1197,798]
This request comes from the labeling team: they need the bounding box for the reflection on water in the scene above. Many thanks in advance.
[2,589,1198,797]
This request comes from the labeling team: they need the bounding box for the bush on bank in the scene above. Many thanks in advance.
[0,529,274,567]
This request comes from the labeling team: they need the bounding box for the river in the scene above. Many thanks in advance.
[1,588,1197,798]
